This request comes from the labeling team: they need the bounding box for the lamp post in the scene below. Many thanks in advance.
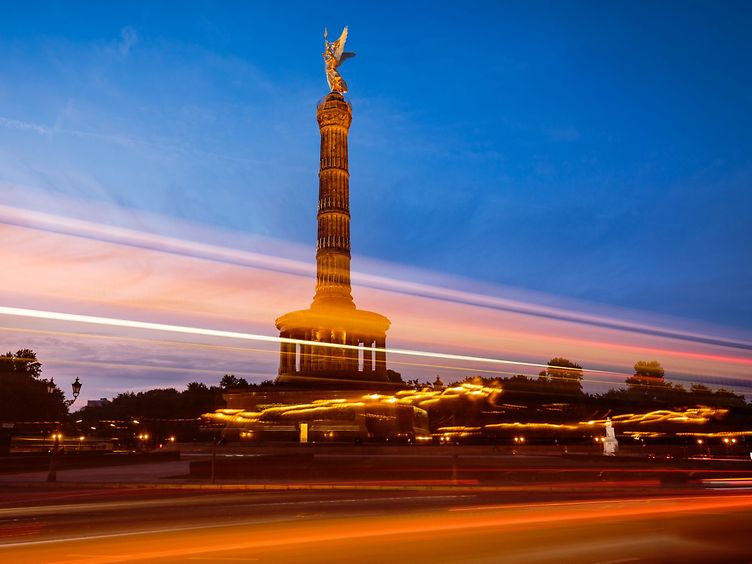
[46,377,83,483]
[47,377,82,407]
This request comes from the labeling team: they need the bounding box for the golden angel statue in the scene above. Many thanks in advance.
[323,26,356,93]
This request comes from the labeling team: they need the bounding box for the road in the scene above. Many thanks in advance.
[2,485,752,563]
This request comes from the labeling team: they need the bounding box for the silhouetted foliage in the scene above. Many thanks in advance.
[633,360,665,379]
[495,374,550,402]
[0,349,67,421]
[599,360,747,410]
[688,384,746,408]
[220,374,249,390]
[624,360,668,397]
[457,356,748,427]
[538,357,584,397]
[79,382,224,421]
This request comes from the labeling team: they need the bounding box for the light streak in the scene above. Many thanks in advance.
[622,431,665,438]
[417,406,731,437]
[0,305,617,374]
[207,388,734,437]
[37,359,270,379]
[8,494,752,564]
[204,381,500,426]
[0,326,628,387]
[485,422,581,431]
[0,203,314,279]
[677,430,752,438]
[4,201,751,354]
[582,407,726,426]
[3,201,752,398]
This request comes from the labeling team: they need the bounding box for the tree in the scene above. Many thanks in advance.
[181,382,223,416]
[703,387,746,408]
[220,374,249,390]
[497,374,548,403]
[0,349,67,421]
[538,357,584,396]
[625,360,667,396]
[186,382,208,393]
[3,348,42,379]
[633,361,665,380]
[79,382,226,421]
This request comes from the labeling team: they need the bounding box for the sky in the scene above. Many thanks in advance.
[0,1,750,401]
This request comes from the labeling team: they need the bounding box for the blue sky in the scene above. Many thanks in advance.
[1,0,751,335]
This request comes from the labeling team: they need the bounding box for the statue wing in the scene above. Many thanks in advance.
[333,26,349,61]
[338,51,356,66]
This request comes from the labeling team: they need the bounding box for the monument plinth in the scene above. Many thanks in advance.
[275,31,391,387]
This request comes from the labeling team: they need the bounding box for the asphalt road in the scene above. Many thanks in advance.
[2,486,752,563]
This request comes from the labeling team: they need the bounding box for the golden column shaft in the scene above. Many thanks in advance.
[313,91,355,309]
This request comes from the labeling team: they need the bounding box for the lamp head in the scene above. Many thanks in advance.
[71,377,82,398]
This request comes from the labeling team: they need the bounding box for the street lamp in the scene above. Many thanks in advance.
[48,377,82,407]
[46,377,83,482]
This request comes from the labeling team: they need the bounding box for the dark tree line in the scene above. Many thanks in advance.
[79,382,225,421]
[463,357,747,411]
[79,373,283,421]
[218,374,274,390]
[602,360,747,409]
[3,348,748,424]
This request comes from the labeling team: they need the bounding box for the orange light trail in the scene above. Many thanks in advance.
[206,381,500,426]
[6,494,752,564]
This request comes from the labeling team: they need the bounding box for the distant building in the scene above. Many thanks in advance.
[86,398,110,408]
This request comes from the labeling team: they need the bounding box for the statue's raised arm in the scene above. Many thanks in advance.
[323,26,356,93]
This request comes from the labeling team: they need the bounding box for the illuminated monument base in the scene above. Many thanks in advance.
[276,305,391,388]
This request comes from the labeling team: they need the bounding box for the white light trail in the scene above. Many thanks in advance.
[0,305,615,374]
[0,326,628,385]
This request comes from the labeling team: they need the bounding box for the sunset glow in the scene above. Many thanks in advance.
[1,199,751,400]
